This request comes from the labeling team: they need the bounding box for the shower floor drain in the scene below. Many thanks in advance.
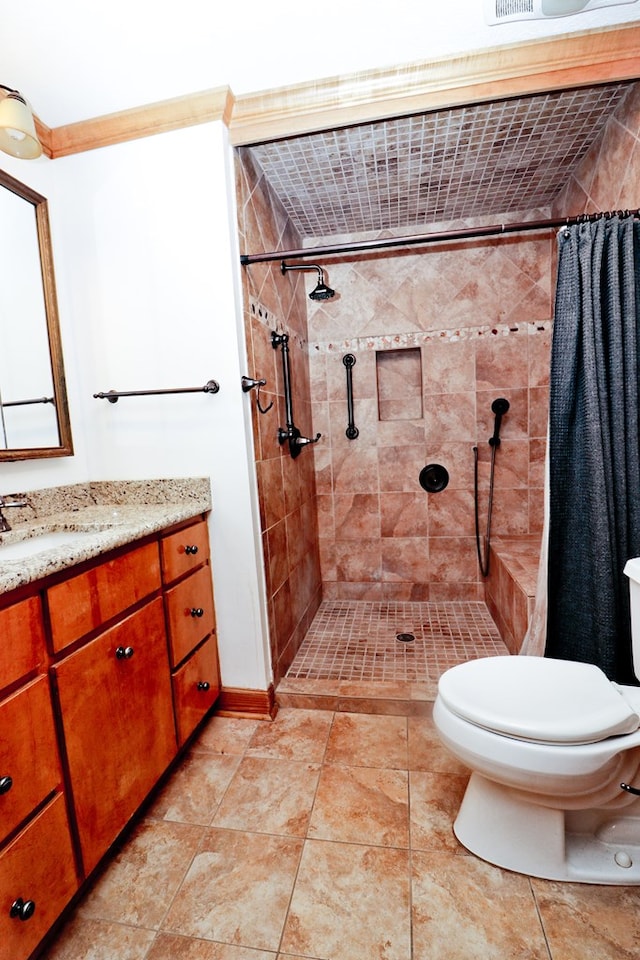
[396,633,415,643]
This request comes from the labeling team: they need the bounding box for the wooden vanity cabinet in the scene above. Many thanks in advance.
[0,795,78,960]
[0,594,46,689]
[0,595,78,960]
[52,596,177,876]
[1,514,220,960]
[47,541,161,653]
[161,520,220,745]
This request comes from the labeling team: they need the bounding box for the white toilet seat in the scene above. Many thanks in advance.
[438,656,640,745]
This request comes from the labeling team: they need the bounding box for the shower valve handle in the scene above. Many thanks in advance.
[293,432,321,448]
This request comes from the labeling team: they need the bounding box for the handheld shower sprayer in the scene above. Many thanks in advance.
[489,397,510,447]
[474,397,510,577]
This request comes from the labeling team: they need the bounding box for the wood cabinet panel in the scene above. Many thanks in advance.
[160,519,210,584]
[164,564,216,667]
[0,595,45,691]
[0,676,62,842]
[172,635,221,746]
[0,793,78,960]
[47,541,161,652]
[52,597,177,875]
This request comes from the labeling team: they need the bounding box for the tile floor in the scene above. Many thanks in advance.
[42,707,640,960]
[277,600,509,712]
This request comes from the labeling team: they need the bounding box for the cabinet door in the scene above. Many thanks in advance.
[0,595,45,691]
[0,676,62,843]
[164,564,216,667]
[172,635,220,746]
[161,519,210,584]
[0,793,78,960]
[48,541,161,652]
[52,597,177,875]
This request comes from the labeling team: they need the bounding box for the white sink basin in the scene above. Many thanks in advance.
[0,529,99,561]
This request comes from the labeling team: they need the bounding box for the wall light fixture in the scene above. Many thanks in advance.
[0,85,42,159]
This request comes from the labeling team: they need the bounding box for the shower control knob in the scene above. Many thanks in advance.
[197,681,210,691]
[184,544,198,555]
[190,607,204,618]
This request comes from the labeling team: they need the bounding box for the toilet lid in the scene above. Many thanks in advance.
[438,656,640,744]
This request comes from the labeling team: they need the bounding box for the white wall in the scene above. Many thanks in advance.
[0,122,272,692]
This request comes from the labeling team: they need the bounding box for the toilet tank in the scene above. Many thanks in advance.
[623,558,640,680]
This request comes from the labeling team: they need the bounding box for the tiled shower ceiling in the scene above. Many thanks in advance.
[247,83,633,239]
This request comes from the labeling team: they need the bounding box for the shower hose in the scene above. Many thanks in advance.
[473,442,498,578]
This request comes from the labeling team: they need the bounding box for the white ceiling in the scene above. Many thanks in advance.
[1,2,639,128]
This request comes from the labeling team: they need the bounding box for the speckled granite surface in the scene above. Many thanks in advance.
[0,478,211,593]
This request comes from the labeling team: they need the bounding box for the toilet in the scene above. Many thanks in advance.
[432,557,640,884]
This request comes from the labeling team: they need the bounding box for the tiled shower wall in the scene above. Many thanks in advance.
[306,230,554,601]
[237,149,322,685]
[552,82,640,219]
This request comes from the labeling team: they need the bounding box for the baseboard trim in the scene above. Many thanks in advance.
[215,685,277,720]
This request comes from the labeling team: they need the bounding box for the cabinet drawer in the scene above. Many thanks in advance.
[161,519,210,584]
[48,541,161,652]
[52,597,177,876]
[0,676,62,843]
[0,792,78,960]
[172,635,220,746]
[164,564,215,667]
[0,595,45,691]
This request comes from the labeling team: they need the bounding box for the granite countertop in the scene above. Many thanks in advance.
[0,478,211,594]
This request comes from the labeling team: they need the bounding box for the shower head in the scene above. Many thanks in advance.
[491,397,510,415]
[489,397,510,447]
[280,261,335,301]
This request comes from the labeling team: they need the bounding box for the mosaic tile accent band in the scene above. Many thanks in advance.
[249,294,552,354]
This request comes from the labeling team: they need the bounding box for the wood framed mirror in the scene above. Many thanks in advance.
[0,167,73,460]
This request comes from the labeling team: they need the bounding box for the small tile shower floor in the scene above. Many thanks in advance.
[278,600,509,712]
[42,708,640,960]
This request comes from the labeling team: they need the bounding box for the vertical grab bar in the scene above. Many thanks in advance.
[343,353,359,439]
[271,330,321,458]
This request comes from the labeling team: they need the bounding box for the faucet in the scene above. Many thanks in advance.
[0,496,30,533]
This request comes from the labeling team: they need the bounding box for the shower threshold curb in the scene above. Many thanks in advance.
[276,678,437,716]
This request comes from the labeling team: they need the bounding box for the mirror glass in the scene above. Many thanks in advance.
[0,168,73,460]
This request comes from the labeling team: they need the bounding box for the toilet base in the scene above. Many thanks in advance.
[455,772,640,884]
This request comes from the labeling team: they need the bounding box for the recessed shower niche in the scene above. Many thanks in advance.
[375,347,423,421]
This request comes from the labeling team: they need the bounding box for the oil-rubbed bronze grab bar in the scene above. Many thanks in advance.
[271,330,320,459]
[93,380,220,403]
[2,396,55,407]
[343,353,359,440]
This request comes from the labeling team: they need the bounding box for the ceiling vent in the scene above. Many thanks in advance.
[485,0,637,22]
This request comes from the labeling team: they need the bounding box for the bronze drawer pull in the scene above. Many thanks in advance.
[115,646,135,659]
[197,681,210,691]
[184,544,199,555]
[190,608,204,618]
[10,898,36,921]
[0,775,13,795]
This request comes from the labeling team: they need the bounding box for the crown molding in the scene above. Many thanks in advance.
[34,24,640,158]
[44,87,234,159]
[229,23,640,144]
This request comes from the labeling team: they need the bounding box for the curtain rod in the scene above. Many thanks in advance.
[239,209,640,265]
